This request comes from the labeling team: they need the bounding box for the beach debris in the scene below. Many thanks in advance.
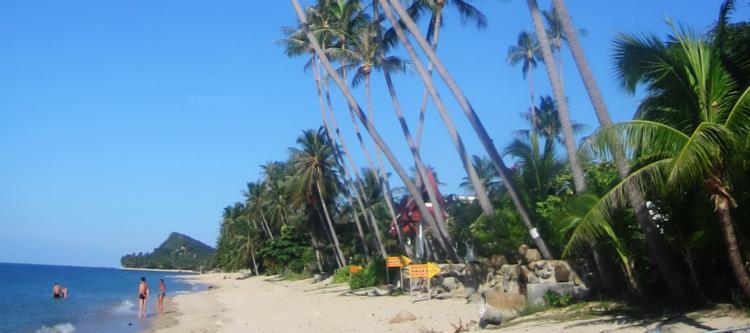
[450,318,476,332]
[389,310,417,324]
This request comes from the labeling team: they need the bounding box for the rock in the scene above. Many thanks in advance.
[518,244,529,256]
[389,310,417,324]
[488,255,507,269]
[524,249,542,263]
[479,301,518,328]
[483,288,526,310]
[526,282,576,307]
[551,262,572,283]
[442,277,459,291]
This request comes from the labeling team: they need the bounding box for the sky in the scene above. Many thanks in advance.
[1,1,747,267]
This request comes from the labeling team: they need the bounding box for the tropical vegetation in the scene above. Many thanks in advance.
[214,0,750,306]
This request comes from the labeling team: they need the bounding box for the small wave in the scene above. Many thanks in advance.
[110,299,137,315]
[36,323,76,333]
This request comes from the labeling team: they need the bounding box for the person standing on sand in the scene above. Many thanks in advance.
[138,277,149,318]
[157,279,167,314]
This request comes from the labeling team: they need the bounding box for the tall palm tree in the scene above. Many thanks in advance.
[379,0,553,259]
[289,128,347,267]
[280,16,380,261]
[547,0,687,300]
[526,0,586,194]
[406,0,487,150]
[542,6,586,88]
[580,27,750,299]
[507,30,540,127]
[291,0,460,261]
[243,182,274,240]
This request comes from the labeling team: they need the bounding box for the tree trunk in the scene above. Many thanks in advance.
[317,185,347,267]
[291,0,456,262]
[415,9,443,151]
[377,0,496,223]
[259,211,274,240]
[549,0,687,300]
[528,66,537,128]
[310,232,325,274]
[527,0,586,194]
[323,78,385,259]
[313,57,372,263]
[249,239,259,276]
[381,57,453,260]
[380,0,553,259]
[709,177,750,300]
[363,73,391,259]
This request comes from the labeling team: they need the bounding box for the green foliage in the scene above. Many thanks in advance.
[258,226,310,274]
[349,257,386,289]
[470,208,528,257]
[544,290,574,308]
[332,265,353,284]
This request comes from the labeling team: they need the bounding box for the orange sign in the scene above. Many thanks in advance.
[409,264,428,278]
[349,265,364,274]
[386,256,404,268]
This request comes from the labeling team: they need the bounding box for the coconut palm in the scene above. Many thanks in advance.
[507,30,540,126]
[243,182,274,240]
[542,7,586,87]
[404,0,487,150]
[289,128,347,267]
[292,0,461,260]
[280,16,381,261]
[526,0,586,194]
[378,0,553,259]
[577,27,750,299]
[545,0,688,300]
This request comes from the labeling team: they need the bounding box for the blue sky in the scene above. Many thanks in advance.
[1,1,747,267]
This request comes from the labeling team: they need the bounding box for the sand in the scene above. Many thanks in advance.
[145,273,750,333]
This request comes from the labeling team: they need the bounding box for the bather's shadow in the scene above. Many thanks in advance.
[563,310,716,332]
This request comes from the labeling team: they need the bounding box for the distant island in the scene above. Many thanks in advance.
[121,232,216,271]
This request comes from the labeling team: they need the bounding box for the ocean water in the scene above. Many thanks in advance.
[0,263,202,333]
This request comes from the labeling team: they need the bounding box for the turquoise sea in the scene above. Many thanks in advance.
[0,263,201,333]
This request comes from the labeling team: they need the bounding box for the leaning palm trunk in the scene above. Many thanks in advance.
[259,211,274,240]
[317,185,347,267]
[309,231,325,273]
[291,0,458,261]
[248,237,259,276]
[550,0,686,300]
[380,0,553,259]
[313,57,373,263]
[527,0,586,193]
[414,8,443,150]
[376,1,498,226]
[380,50,457,260]
[324,77,388,259]
[707,174,750,300]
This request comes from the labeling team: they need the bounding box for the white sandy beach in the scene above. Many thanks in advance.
[145,273,750,333]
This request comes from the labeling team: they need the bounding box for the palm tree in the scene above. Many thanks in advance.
[291,0,460,261]
[289,128,347,267]
[280,15,380,261]
[546,0,687,300]
[581,27,750,299]
[460,156,500,195]
[507,30,540,127]
[379,0,553,259]
[526,0,586,194]
[243,182,274,240]
[234,214,261,275]
[405,0,487,150]
[542,7,586,88]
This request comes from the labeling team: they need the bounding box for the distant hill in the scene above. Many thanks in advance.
[121,232,216,271]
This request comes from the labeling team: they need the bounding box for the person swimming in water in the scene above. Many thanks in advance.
[52,283,61,299]
[157,279,167,314]
[61,286,68,298]
[138,277,149,318]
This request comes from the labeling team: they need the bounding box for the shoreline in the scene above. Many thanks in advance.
[142,273,750,333]
[119,267,198,273]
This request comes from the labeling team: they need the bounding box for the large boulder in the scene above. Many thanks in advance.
[483,287,526,310]
[479,291,520,328]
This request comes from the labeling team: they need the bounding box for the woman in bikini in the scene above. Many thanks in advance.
[138,277,149,318]
[157,279,167,314]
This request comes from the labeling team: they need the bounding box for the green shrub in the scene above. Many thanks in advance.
[544,290,573,308]
[332,265,352,284]
[349,257,386,289]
